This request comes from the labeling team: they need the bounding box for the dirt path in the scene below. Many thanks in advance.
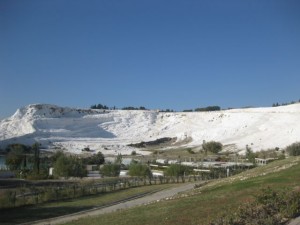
[29,182,202,225]
[288,217,300,225]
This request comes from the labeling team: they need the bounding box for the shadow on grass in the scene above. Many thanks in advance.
[0,205,92,225]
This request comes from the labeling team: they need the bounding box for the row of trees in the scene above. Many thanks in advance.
[91,100,300,112]
[122,106,147,110]
[272,99,300,107]
[90,103,147,111]
[286,142,300,156]
[90,104,109,110]
[4,144,106,179]
[90,103,224,112]
[5,141,299,180]
[5,143,42,176]
[183,106,221,112]
[3,144,192,180]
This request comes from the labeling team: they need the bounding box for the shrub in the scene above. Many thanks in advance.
[165,164,191,182]
[286,142,300,156]
[83,152,105,165]
[5,144,30,170]
[128,162,152,178]
[131,151,137,156]
[100,163,121,177]
[187,148,195,154]
[245,145,257,163]
[53,153,86,178]
[195,106,221,112]
[210,187,300,225]
[202,141,223,154]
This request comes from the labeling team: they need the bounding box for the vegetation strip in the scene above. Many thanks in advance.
[60,157,300,225]
[19,189,163,225]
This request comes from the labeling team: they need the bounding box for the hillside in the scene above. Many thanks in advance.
[1,103,300,154]
[60,156,300,225]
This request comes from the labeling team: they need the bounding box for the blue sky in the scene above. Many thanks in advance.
[0,0,299,119]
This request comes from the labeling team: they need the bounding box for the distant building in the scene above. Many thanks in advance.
[120,170,129,177]
[255,158,276,166]
[168,160,179,164]
[156,159,168,164]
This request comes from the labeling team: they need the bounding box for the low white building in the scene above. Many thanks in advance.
[119,170,129,177]
[156,159,168,164]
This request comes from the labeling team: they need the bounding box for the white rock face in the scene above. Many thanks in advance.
[1,103,300,154]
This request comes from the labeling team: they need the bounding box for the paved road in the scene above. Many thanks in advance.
[29,182,201,225]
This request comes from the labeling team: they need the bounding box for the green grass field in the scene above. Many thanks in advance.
[62,156,300,225]
[0,183,176,225]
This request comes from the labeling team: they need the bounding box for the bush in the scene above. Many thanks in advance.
[131,151,137,156]
[195,106,221,112]
[187,148,195,154]
[128,162,152,178]
[53,153,86,178]
[5,144,30,170]
[245,145,257,164]
[286,142,300,156]
[210,187,300,225]
[100,163,121,177]
[83,152,105,165]
[202,141,223,154]
[165,164,191,182]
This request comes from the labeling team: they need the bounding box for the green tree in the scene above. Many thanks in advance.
[246,145,257,163]
[128,162,152,178]
[53,154,71,177]
[5,144,29,170]
[53,153,86,178]
[165,164,190,182]
[91,103,108,109]
[71,157,87,178]
[100,163,121,177]
[202,141,223,154]
[115,153,123,165]
[286,142,300,156]
[83,152,105,165]
[32,142,40,174]
[195,106,221,112]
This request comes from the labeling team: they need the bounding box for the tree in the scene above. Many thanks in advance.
[165,164,191,182]
[115,153,123,165]
[128,162,152,178]
[246,145,257,163]
[53,153,86,178]
[195,106,221,112]
[91,103,108,109]
[83,152,105,165]
[100,163,121,177]
[53,154,71,177]
[71,157,87,178]
[286,142,300,156]
[202,141,223,154]
[32,142,40,174]
[5,144,29,170]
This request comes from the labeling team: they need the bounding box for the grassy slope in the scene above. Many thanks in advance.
[63,157,300,225]
[0,184,176,225]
